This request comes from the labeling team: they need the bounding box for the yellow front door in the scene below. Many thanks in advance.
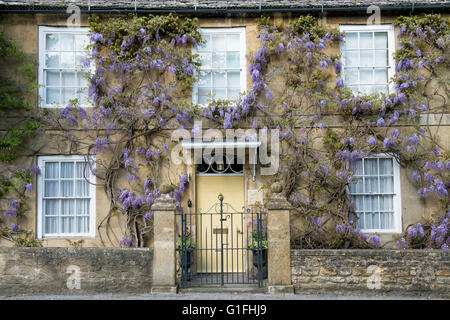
[196,175,245,273]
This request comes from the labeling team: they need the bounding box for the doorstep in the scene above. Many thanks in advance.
[178,284,267,294]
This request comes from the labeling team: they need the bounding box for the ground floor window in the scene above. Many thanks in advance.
[37,155,95,238]
[348,155,402,233]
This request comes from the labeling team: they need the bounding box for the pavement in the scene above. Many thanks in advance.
[0,292,446,300]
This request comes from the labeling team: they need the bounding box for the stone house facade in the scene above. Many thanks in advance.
[0,0,448,259]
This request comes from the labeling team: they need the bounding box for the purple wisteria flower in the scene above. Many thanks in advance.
[10,224,18,232]
[30,165,41,175]
[335,77,344,88]
[369,235,381,248]
[368,136,377,146]
[119,237,132,247]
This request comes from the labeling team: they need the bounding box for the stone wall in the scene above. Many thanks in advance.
[291,249,450,297]
[0,247,153,295]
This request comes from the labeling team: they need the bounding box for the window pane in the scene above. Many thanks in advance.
[374,32,388,48]
[199,52,212,68]
[344,33,358,49]
[44,199,59,216]
[46,88,60,104]
[360,69,373,84]
[197,87,210,105]
[367,212,380,229]
[227,71,240,87]
[76,199,90,215]
[359,86,373,95]
[360,50,373,67]
[77,216,89,233]
[62,88,77,104]
[380,176,393,193]
[212,52,226,68]
[364,195,378,211]
[77,73,88,87]
[365,177,378,193]
[198,33,211,51]
[228,88,240,100]
[360,32,373,49]
[61,199,75,215]
[374,50,388,67]
[375,85,388,94]
[60,52,75,68]
[45,53,60,68]
[351,195,364,211]
[45,217,58,234]
[61,217,75,233]
[380,212,393,229]
[61,162,74,178]
[76,162,89,178]
[46,71,60,86]
[45,162,59,178]
[350,177,363,193]
[344,50,358,66]
[62,71,76,87]
[350,159,363,175]
[344,68,358,85]
[226,34,240,51]
[374,69,387,84]
[380,195,393,210]
[75,34,88,51]
[379,158,393,174]
[213,71,226,87]
[212,34,226,51]
[356,213,364,229]
[364,159,378,175]
[75,53,87,68]
[61,180,74,197]
[76,180,89,197]
[60,34,74,51]
[198,71,211,86]
[226,51,240,68]
[213,88,227,100]
[45,181,59,197]
[45,33,59,51]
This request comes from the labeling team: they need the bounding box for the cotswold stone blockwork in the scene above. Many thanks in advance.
[291,249,450,297]
[0,247,153,295]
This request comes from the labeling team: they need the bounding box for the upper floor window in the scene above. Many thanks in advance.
[348,155,402,233]
[37,155,96,238]
[340,25,395,95]
[192,27,246,105]
[39,26,90,108]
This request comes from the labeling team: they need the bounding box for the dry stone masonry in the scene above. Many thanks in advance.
[291,249,450,297]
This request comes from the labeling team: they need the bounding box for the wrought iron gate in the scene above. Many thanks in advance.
[177,194,266,287]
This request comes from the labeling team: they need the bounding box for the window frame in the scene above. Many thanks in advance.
[192,27,247,106]
[348,153,402,234]
[339,24,396,95]
[38,26,91,108]
[36,155,96,239]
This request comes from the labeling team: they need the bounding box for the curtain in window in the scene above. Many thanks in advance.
[349,157,395,230]
[43,160,90,235]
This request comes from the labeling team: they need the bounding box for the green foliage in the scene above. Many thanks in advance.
[248,231,268,249]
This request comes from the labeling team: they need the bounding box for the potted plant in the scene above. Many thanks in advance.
[176,231,196,275]
[248,231,268,268]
